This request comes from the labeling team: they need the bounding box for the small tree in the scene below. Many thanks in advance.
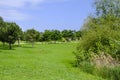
[5,22,22,49]
[24,29,40,47]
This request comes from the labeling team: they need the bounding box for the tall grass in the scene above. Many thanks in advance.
[77,61,120,80]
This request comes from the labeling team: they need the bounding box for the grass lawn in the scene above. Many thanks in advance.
[0,43,105,80]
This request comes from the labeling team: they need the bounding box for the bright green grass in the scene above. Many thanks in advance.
[0,43,105,80]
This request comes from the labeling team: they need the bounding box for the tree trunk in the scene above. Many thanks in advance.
[18,38,20,47]
[32,41,34,48]
[9,43,12,49]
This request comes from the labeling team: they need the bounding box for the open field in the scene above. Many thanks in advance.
[0,43,105,80]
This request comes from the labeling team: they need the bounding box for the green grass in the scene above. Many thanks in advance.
[0,43,105,80]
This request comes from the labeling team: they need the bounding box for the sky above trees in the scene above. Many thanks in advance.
[0,0,94,31]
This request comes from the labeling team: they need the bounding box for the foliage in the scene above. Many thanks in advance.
[24,29,40,42]
[0,18,6,44]
[75,30,82,40]
[0,17,22,49]
[38,29,81,42]
[50,30,62,41]
[74,0,120,79]
[42,30,52,41]
[94,0,120,17]
[75,0,120,62]
[61,30,76,41]
[5,22,22,49]
[24,29,40,47]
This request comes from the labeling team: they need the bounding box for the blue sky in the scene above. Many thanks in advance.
[0,0,94,32]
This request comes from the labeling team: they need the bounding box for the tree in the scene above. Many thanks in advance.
[17,27,23,47]
[61,30,75,41]
[5,22,22,49]
[51,30,62,42]
[0,17,22,49]
[24,29,40,47]
[94,0,120,17]
[75,0,120,67]
[76,30,82,40]
[0,17,6,46]
[42,30,52,41]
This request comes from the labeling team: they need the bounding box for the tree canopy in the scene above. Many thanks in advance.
[75,0,120,64]
[0,17,22,49]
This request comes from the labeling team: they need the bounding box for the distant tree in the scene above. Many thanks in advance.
[24,29,40,47]
[35,31,41,42]
[42,30,52,41]
[76,30,82,40]
[70,30,76,40]
[17,27,23,47]
[51,30,62,42]
[61,30,75,41]
[39,32,44,42]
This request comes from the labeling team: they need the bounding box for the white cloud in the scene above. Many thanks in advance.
[0,9,30,21]
[0,0,44,8]
[0,0,68,8]
[0,0,70,21]
[0,0,44,21]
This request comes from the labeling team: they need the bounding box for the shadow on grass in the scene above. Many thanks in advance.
[0,44,16,50]
[62,60,76,68]
[69,61,77,67]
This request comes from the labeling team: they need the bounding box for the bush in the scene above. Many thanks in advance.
[74,16,120,80]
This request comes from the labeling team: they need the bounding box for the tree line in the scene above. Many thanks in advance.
[0,17,82,49]
[24,29,82,42]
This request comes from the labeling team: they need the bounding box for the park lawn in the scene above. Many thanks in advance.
[0,43,105,80]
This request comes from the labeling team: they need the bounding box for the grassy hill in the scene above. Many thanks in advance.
[0,43,105,80]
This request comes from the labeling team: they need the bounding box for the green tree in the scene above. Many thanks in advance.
[75,0,120,65]
[94,0,120,17]
[24,29,40,47]
[5,22,22,49]
[0,17,6,46]
[51,30,62,42]
[42,30,52,41]
[76,30,82,40]
[61,30,75,41]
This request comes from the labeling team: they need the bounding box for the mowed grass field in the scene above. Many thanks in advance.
[0,43,105,80]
